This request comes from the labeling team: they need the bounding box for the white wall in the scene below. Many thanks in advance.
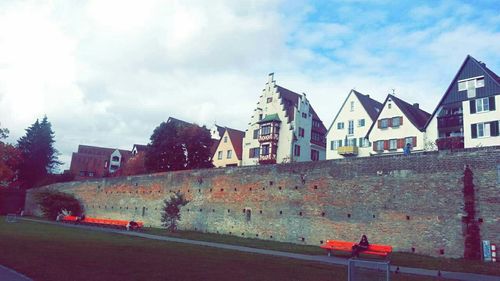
[463,95,500,148]
[212,130,241,167]
[369,97,425,154]
[326,91,374,159]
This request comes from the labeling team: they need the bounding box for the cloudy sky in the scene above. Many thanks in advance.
[0,0,499,171]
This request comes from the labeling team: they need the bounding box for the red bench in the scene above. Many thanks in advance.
[321,240,392,258]
[61,216,143,230]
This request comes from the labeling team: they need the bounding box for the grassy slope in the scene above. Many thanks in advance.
[0,219,442,281]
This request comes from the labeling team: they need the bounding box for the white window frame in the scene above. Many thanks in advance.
[392,117,400,127]
[350,101,355,112]
[389,139,397,150]
[358,119,365,127]
[458,76,485,92]
[348,120,354,135]
[217,151,223,160]
[405,137,413,147]
[337,122,344,130]
[380,119,389,128]
[476,97,490,113]
[376,141,384,151]
[227,150,232,159]
[477,122,490,138]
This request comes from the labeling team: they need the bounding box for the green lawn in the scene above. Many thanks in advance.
[0,218,444,281]
[143,227,500,276]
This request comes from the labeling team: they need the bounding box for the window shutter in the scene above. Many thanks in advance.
[489,96,496,111]
[388,118,392,127]
[412,137,417,147]
[378,120,382,128]
[397,139,404,149]
[470,100,476,114]
[399,117,403,125]
[330,141,334,150]
[490,121,499,136]
[384,140,389,150]
[471,124,477,139]
[339,140,343,147]
[353,138,357,147]
[373,141,377,151]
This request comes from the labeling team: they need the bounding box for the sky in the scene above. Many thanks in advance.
[0,0,499,171]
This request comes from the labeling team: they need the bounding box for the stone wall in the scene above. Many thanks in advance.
[25,147,500,258]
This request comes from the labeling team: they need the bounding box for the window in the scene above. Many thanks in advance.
[112,156,119,161]
[458,77,485,91]
[312,120,321,128]
[337,122,344,129]
[350,101,355,111]
[262,144,270,155]
[259,114,263,120]
[358,119,365,127]
[405,137,413,147]
[294,145,301,156]
[348,138,357,147]
[217,151,223,160]
[471,122,498,138]
[380,119,389,128]
[253,129,259,139]
[376,141,384,151]
[476,97,490,113]
[358,138,364,147]
[267,97,272,103]
[302,112,307,118]
[311,149,319,161]
[299,127,305,137]
[249,147,260,158]
[478,123,489,138]
[389,139,397,150]
[392,117,400,127]
[88,172,94,177]
[110,165,119,171]
[311,132,324,142]
[348,120,354,134]
[224,136,228,143]
[261,125,271,136]
[79,171,85,176]
[227,150,232,159]
[363,138,370,147]
[331,140,342,150]
[388,103,392,109]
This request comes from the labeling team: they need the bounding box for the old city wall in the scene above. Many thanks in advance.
[25,147,500,258]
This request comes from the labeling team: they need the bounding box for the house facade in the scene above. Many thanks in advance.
[242,73,327,165]
[425,55,500,150]
[326,90,382,159]
[212,127,245,167]
[69,145,132,180]
[367,94,431,155]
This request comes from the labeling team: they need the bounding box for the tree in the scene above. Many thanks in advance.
[17,116,61,188]
[122,152,147,176]
[35,191,83,220]
[0,126,23,187]
[161,192,189,232]
[145,121,213,172]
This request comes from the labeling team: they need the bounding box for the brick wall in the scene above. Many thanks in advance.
[25,147,500,258]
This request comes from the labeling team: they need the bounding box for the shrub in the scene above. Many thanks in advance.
[161,192,189,232]
[35,191,83,219]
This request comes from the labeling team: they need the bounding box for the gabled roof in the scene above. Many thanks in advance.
[213,125,225,139]
[275,85,327,132]
[366,94,431,136]
[226,127,245,160]
[132,144,147,152]
[77,145,132,157]
[326,89,383,133]
[424,55,500,129]
[166,117,192,127]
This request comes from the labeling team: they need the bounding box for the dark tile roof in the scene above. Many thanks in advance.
[70,145,132,179]
[389,94,431,131]
[276,85,327,132]
[166,117,192,127]
[214,125,225,138]
[257,113,281,124]
[353,90,383,121]
[226,127,245,160]
[132,144,147,152]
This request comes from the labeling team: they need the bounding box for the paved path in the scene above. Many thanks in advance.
[0,264,33,281]
[19,218,500,281]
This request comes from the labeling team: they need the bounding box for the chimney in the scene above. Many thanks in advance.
[413,103,419,109]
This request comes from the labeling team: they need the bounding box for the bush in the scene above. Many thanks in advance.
[35,191,83,219]
[161,192,189,232]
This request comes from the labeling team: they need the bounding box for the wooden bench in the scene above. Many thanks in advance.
[61,216,143,230]
[320,240,392,258]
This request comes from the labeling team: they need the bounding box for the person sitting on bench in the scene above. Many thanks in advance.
[126,221,138,231]
[351,235,369,257]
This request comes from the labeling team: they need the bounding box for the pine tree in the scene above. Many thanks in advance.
[17,116,61,188]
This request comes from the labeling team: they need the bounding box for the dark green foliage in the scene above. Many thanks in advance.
[35,191,83,219]
[161,192,189,232]
[17,116,61,188]
[145,120,213,172]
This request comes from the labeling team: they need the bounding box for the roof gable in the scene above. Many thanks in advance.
[212,127,245,161]
[326,90,382,133]
[366,94,431,136]
[425,55,500,129]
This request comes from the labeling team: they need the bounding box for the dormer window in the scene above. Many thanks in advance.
[458,76,484,98]
[112,156,119,162]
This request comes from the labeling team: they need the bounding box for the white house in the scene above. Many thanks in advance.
[425,55,500,150]
[242,73,327,165]
[326,90,383,159]
[366,94,431,154]
[212,127,245,167]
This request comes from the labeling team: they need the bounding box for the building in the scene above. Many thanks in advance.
[366,94,431,155]
[69,145,132,180]
[326,90,382,159]
[242,73,327,165]
[212,127,245,167]
[425,55,499,150]
[131,144,147,156]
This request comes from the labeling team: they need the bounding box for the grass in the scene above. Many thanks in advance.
[142,227,500,276]
[0,218,445,281]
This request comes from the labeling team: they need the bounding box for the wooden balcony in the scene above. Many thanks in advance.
[436,137,464,150]
[338,146,358,156]
[438,115,463,129]
[258,133,279,143]
[259,154,277,164]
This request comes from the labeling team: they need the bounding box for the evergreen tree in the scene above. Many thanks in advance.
[160,191,189,232]
[17,116,61,188]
